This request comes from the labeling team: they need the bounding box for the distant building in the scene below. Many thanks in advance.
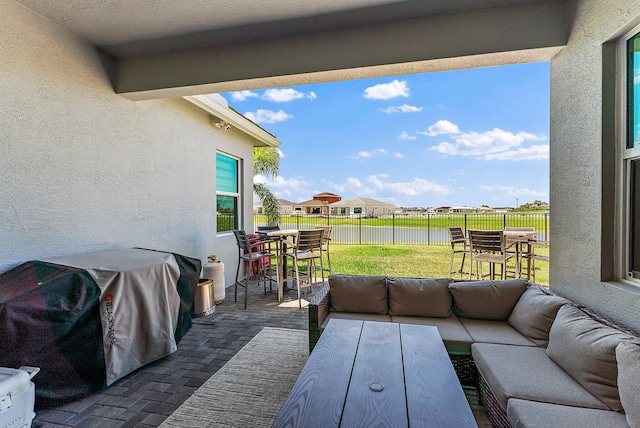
[313,192,342,204]
[449,206,475,213]
[293,199,330,215]
[330,197,396,217]
[254,198,296,215]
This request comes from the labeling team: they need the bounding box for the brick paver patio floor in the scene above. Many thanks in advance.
[33,283,492,427]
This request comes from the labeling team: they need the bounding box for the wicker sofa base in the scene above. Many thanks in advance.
[478,372,511,428]
[450,354,477,387]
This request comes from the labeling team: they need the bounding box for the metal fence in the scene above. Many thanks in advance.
[253,213,550,245]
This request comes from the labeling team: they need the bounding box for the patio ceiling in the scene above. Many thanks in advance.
[17,0,573,100]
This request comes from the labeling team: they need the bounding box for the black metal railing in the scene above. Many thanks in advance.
[253,213,550,245]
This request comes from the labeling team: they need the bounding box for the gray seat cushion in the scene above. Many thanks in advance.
[392,315,473,355]
[459,318,536,347]
[507,398,629,428]
[320,312,392,331]
[472,343,608,412]
[507,285,570,346]
[616,341,640,427]
[388,277,453,317]
[328,274,388,314]
[449,279,528,320]
[546,305,637,411]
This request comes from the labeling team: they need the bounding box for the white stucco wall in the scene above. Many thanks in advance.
[550,0,640,331]
[0,3,254,286]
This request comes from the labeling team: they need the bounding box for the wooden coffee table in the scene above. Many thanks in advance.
[273,319,477,427]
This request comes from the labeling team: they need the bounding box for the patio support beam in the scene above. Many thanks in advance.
[115,0,571,100]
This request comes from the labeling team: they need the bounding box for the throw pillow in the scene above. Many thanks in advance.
[388,277,453,317]
[547,305,637,411]
[616,341,640,428]
[329,274,388,314]
[507,285,570,346]
[449,279,528,320]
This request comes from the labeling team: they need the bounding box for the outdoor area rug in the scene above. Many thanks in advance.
[159,327,308,428]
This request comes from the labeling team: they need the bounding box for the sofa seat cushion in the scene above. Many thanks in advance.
[472,343,608,412]
[547,305,638,412]
[449,279,528,320]
[392,315,472,355]
[460,318,536,347]
[388,277,453,317]
[616,341,640,428]
[328,274,388,314]
[320,312,392,332]
[507,285,570,346]
[507,398,629,428]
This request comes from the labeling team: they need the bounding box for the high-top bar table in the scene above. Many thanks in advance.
[273,319,477,428]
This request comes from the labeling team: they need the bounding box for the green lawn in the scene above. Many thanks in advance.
[328,244,549,286]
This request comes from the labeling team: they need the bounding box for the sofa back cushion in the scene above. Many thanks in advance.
[388,277,453,317]
[329,275,388,314]
[546,305,637,411]
[616,341,640,427]
[507,286,570,346]
[449,279,528,320]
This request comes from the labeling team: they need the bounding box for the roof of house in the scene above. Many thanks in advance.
[329,197,396,208]
[183,94,280,148]
[296,199,329,207]
[313,192,341,197]
[277,199,296,206]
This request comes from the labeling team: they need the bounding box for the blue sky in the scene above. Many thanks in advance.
[222,62,549,209]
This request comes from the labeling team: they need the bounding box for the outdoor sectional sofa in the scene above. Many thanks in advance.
[308,275,640,428]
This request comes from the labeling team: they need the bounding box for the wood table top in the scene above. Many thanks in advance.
[273,319,477,428]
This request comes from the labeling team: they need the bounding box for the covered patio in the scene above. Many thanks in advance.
[3,0,640,427]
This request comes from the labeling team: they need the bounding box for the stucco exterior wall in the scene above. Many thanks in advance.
[0,3,254,286]
[550,0,640,331]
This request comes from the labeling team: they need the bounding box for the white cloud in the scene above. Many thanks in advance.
[363,79,410,100]
[417,120,461,136]
[230,90,259,101]
[262,88,317,102]
[429,127,547,160]
[244,109,293,124]
[254,174,313,199]
[399,131,416,140]
[381,104,423,114]
[365,175,450,197]
[350,149,391,159]
[479,185,547,199]
[276,149,285,158]
[483,145,549,161]
[394,153,405,158]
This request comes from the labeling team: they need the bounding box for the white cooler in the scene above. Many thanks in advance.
[0,367,39,428]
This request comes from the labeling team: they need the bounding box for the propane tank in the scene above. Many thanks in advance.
[203,255,225,304]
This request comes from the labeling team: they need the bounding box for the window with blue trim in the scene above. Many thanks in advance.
[216,152,240,233]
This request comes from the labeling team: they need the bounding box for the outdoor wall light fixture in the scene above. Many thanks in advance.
[215,120,231,131]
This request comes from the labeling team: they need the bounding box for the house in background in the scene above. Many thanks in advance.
[293,199,329,215]
[254,198,296,216]
[330,197,396,217]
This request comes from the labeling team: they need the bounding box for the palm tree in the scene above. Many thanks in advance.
[254,147,281,226]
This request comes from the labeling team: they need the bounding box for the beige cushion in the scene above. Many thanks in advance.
[507,286,570,346]
[388,277,453,317]
[546,305,637,411]
[459,318,536,347]
[449,279,528,320]
[507,398,629,428]
[616,341,640,428]
[320,312,392,331]
[472,343,607,411]
[329,274,388,314]
[392,315,473,355]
